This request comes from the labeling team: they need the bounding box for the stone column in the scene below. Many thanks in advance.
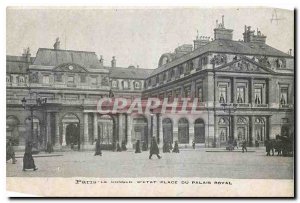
[93,113,98,140]
[83,113,89,148]
[158,114,163,148]
[249,116,255,146]
[152,114,157,138]
[232,77,236,103]
[46,112,51,143]
[126,114,132,149]
[62,123,67,146]
[55,112,61,147]
[250,77,254,105]
[231,115,236,140]
[118,114,124,144]
[189,124,195,146]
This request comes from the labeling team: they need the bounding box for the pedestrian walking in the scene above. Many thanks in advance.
[94,139,102,156]
[242,139,247,153]
[6,139,17,164]
[121,140,127,151]
[149,137,161,159]
[135,140,141,153]
[172,141,180,153]
[192,139,195,149]
[23,142,38,171]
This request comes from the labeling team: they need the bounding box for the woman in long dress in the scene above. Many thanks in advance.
[23,142,38,171]
[94,139,102,156]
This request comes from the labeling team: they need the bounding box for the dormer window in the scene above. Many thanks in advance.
[67,76,74,83]
[6,76,11,83]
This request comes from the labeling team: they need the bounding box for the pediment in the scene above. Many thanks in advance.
[217,58,273,74]
[53,63,88,73]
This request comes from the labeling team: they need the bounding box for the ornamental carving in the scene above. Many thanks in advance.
[256,56,271,68]
[223,60,264,72]
[29,72,39,83]
[210,54,227,65]
[101,76,109,86]
[275,58,286,69]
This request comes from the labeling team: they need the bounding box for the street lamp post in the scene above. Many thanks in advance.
[150,109,154,147]
[221,103,238,143]
[21,92,47,152]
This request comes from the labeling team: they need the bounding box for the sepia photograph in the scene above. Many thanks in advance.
[5,6,295,197]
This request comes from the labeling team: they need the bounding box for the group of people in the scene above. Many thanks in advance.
[227,139,248,152]
[162,141,179,153]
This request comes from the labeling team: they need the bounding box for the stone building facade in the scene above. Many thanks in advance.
[6,17,294,150]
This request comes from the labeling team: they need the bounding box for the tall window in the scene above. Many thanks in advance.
[184,87,191,97]
[80,75,86,83]
[123,80,129,89]
[280,87,288,104]
[219,86,227,103]
[43,75,50,84]
[198,86,203,102]
[236,87,245,103]
[254,88,262,104]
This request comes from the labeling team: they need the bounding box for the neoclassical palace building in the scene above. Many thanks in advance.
[6,17,294,151]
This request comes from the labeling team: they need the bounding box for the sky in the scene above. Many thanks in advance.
[6,7,294,69]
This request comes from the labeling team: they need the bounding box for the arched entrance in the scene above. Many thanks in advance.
[254,117,266,145]
[66,123,79,145]
[61,113,80,150]
[133,115,148,148]
[162,118,173,144]
[98,115,114,149]
[218,117,229,146]
[236,117,249,142]
[194,118,205,143]
[178,118,189,144]
[6,116,20,146]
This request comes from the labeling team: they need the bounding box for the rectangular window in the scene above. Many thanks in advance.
[219,86,227,103]
[80,75,86,83]
[236,87,245,103]
[254,88,262,104]
[167,92,173,101]
[43,75,50,84]
[184,87,191,97]
[280,87,288,104]
[91,77,97,85]
[55,74,62,82]
[123,80,129,89]
[198,86,203,102]
[67,76,74,83]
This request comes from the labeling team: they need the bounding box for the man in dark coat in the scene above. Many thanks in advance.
[23,142,38,171]
[241,139,247,153]
[121,140,127,151]
[6,139,17,164]
[149,137,161,159]
[94,139,102,156]
[135,140,141,153]
[192,139,196,149]
[172,141,180,153]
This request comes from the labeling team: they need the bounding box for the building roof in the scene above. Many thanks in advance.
[33,48,103,69]
[150,39,292,76]
[6,55,33,74]
[109,67,153,79]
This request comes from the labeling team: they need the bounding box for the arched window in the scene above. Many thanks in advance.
[178,118,189,143]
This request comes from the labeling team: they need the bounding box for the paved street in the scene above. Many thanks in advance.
[6,148,293,179]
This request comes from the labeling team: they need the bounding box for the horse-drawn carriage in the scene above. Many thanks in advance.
[265,135,293,157]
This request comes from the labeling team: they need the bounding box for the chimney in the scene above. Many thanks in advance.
[22,47,31,63]
[194,36,210,50]
[99,55,104,66]
[111,56,116,68]
[53,37,61,50]
[243,25,266,44]
[213,15,233,40]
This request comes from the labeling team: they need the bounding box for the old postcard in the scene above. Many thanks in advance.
[6,7,294,197]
